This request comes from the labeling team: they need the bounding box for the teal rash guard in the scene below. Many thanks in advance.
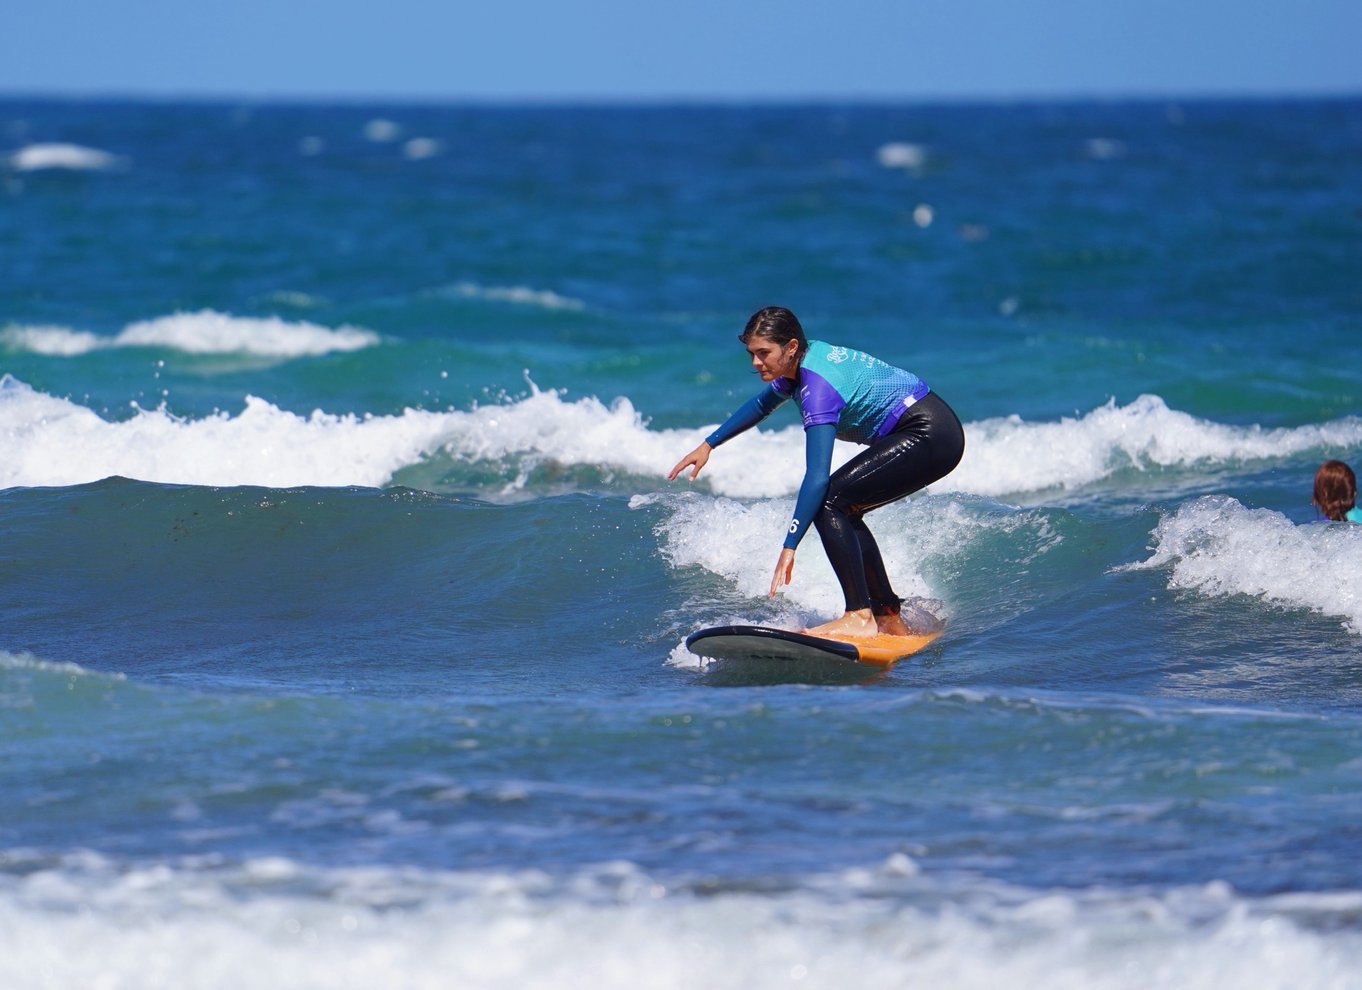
[704,340,930,549]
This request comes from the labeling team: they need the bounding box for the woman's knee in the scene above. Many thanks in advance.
[818,496,866,527]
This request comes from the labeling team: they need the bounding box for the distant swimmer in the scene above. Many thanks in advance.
[1313,459,1362,523]
[669,306,965,639]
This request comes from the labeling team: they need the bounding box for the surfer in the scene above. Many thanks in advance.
[1312,459,1362,523]
[669,306,965,639]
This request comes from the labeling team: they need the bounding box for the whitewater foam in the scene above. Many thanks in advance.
[952,395,1362,498]
[0,650,121,680]
[403,138,443,160]
[0,376,780,491]
[4,142,125,172]
[1,311,380,358]
[0,376,442,489]
[363,119,401,143]
[1126,495,1362,634]
[646,491,945,615]
[0,854,1357,990]
[438,281,587,312]
[876,142,929,170]
[5,379,1360,504]
[663,394,1362,502]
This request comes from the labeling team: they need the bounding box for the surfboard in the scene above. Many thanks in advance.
[685,624,941,669]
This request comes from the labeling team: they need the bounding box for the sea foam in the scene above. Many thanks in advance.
[953,395,1362,498]
[5,380,1360,502]
[0,374,840,493]
[1,311,380,358]
[641,491,944,617]
[0,375,444,490]
[876,142,929,170]
[3,142,125,171]
[437,281,587,312]
[652,394,1362,503]
[1127,495,1362,634]
[0,854,1357,990]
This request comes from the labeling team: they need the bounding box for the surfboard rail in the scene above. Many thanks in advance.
[685,624,941,668]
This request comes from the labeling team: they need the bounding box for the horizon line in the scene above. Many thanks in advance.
[2,85,1360,109]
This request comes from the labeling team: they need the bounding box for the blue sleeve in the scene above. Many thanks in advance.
[705,386,787,447]
[783,424,836,550]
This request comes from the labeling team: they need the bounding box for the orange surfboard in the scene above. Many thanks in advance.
[686,624,941,669]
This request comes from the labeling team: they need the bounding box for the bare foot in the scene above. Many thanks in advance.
[804,609,878,639]
[875,613,912,637]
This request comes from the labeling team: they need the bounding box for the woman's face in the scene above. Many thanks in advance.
[746,335,800,382]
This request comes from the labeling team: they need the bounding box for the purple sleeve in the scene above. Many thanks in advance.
[795,370,845,429]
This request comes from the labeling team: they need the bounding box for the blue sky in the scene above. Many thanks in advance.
[4,0,1360,101]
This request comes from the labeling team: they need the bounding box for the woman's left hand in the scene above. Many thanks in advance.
[769,548,796,598]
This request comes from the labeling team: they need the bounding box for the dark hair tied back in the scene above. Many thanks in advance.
[740,306,808,356]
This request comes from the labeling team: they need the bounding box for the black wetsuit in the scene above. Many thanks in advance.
[704,340,965,614]
[815,391,964,614]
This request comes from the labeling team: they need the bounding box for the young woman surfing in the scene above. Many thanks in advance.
[669,306,965,639]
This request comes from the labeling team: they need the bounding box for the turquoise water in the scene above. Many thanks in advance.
[3,97,1362,988]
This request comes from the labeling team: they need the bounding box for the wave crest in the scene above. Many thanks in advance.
[4,142,125,171]
[1,311,380,358]
[4,381,1361,501]
[1,855,1358,990]
[1126,495,1362,633]
[953,395,1362,498]
[437,281,587,312]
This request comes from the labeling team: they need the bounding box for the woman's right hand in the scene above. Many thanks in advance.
[668,442,712,481]
[769,547,795,598]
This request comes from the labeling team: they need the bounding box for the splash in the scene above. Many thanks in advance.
[1126,495,1362,633]
[640,491,945,615]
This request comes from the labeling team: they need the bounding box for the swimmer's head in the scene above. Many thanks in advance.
[1313,459,1357,521]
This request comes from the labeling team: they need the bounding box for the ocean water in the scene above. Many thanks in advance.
[3,96,1362,988]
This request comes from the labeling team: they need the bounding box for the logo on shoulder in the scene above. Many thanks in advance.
[825,347,849,364]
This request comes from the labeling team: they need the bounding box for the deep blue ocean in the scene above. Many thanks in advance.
[3,96,1362,988]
